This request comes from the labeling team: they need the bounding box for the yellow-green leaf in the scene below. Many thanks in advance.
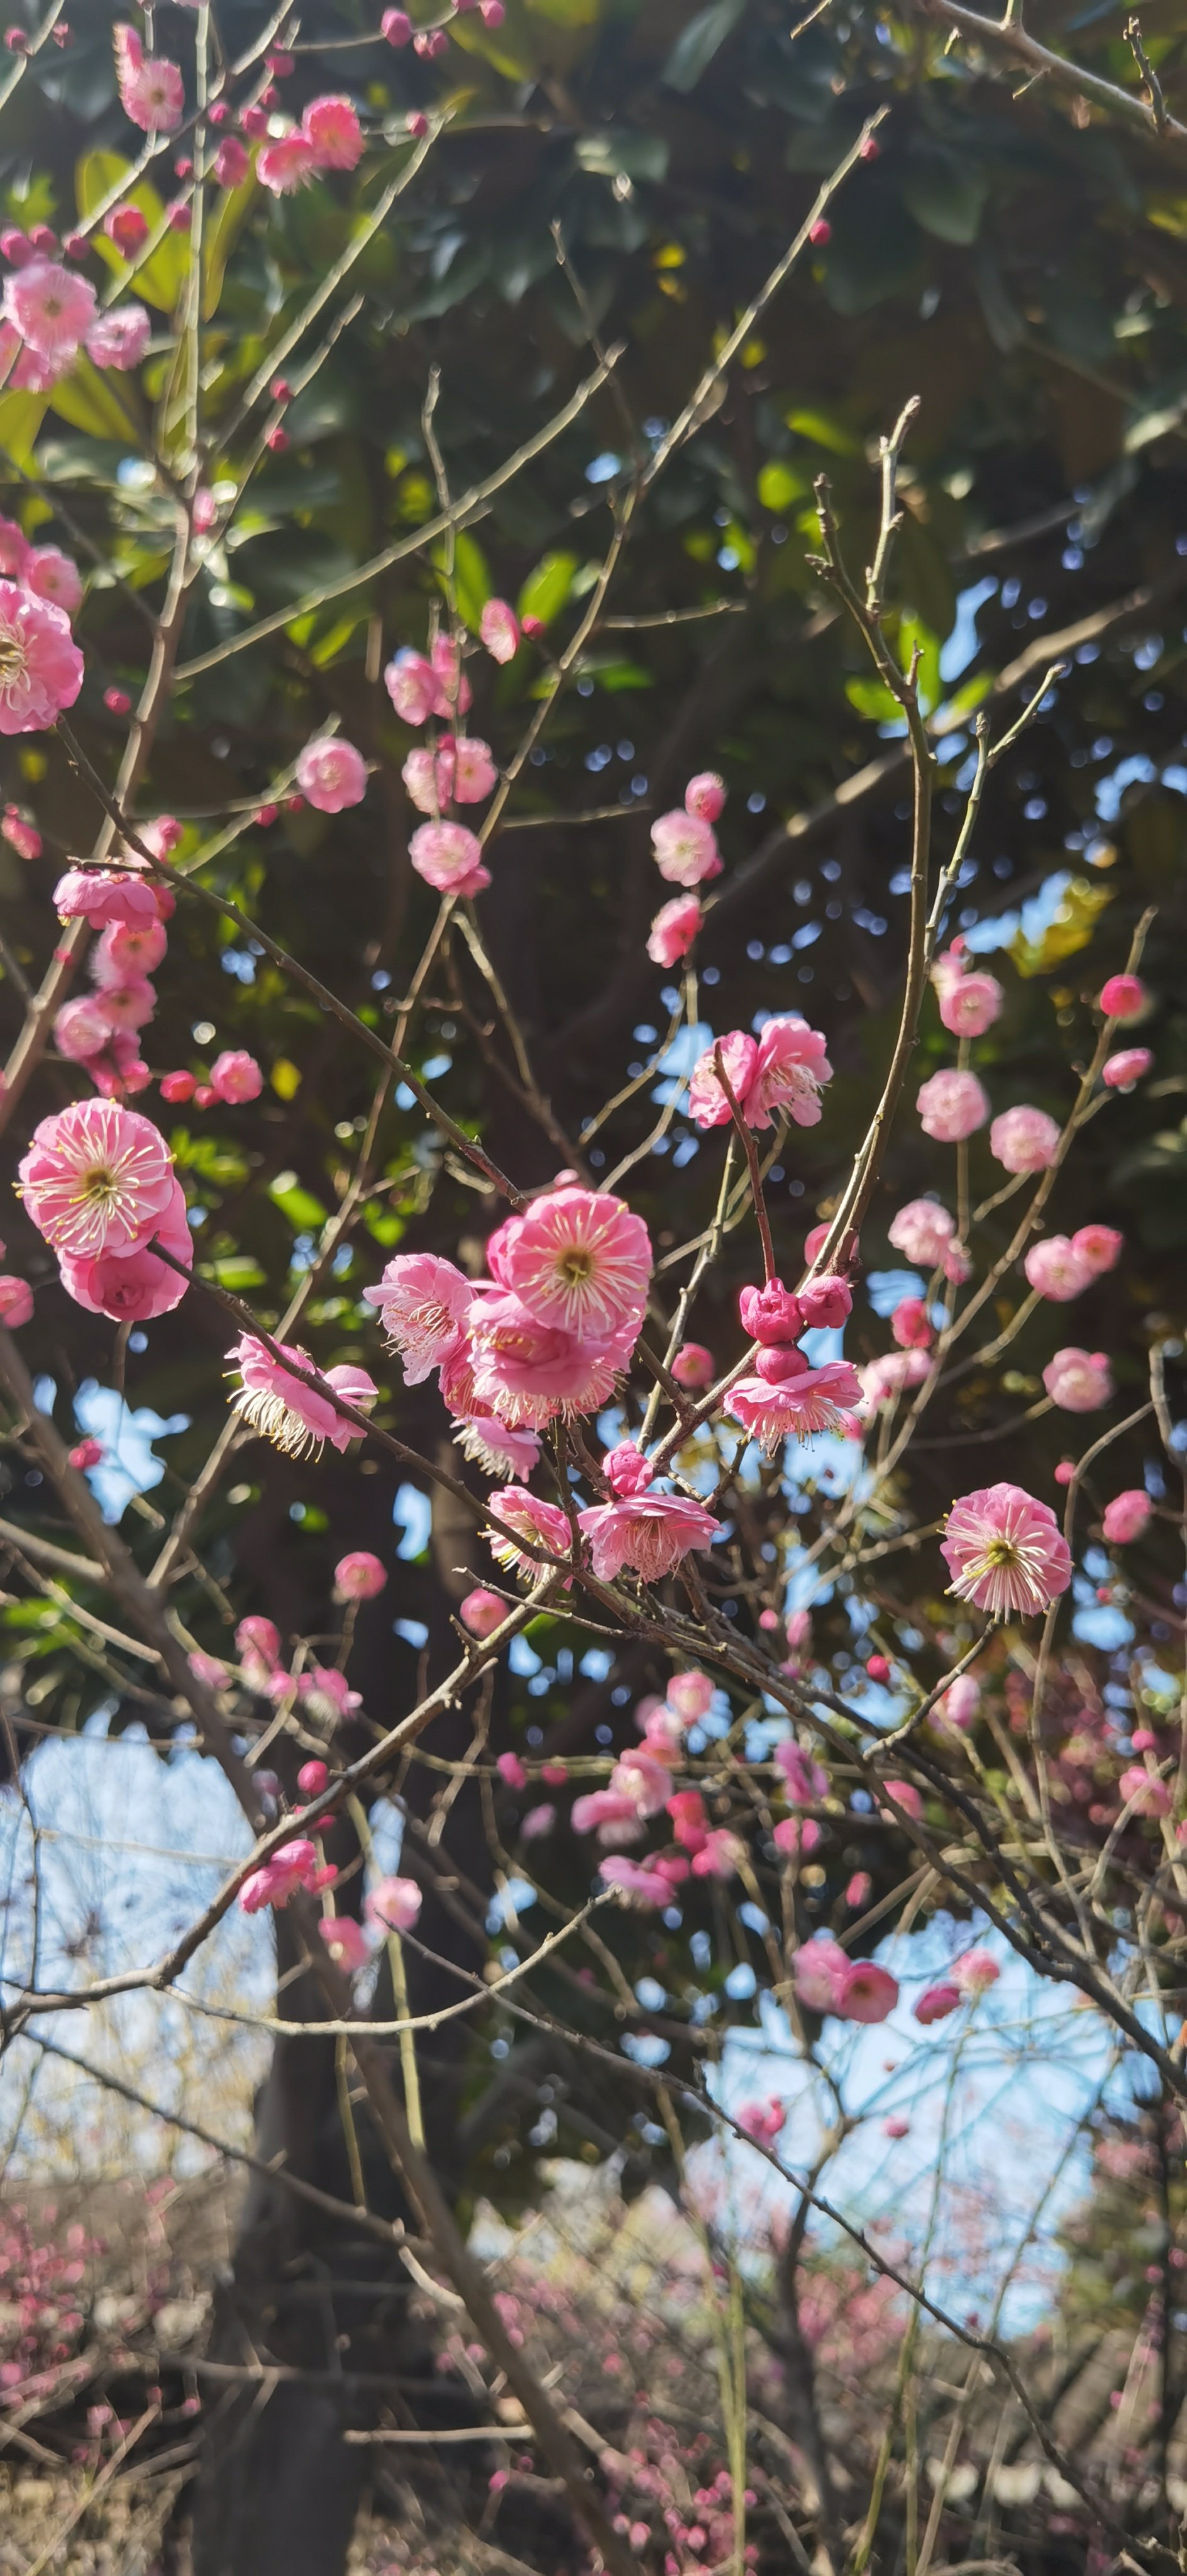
[756,459,809,512]
[433,526,491,632]
[0,391,45,470]
[203,175,257,321]
[48,356,140,443]
[517,548,577,628]
[270,1057,302,1100]
[1008,877,1113,979]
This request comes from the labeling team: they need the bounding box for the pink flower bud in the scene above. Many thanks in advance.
[480,0,505,23]
[753,1343,810,1385]
[1102,1489,1151,1545]
[69,1436,102,1470]
[1101,1046,1152,1091]
[1099,973,1148,1023]
[460,1587,506,1638]
[797,1272,853,1328]
[160,1069,196,1102]
[334,1550,387,1600]
[104,687,132,716]
[738,1276,803,1345]
[497,1751,527,1789]
[105,204,149,258]
[671,1341,714,1389]
[914,1982,959,2024]
[265,425,289,452]
[866,1653,890,1682]
[406,111,429,138]
[684,771,726,823]
[297,1759,328,1795]
[382,7,412,38]
[241,104,269,138]
[0,1275,33,1326]
[604,1439,653,1496]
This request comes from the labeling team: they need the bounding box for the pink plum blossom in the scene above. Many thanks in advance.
[1072,1224,1122,1276]
[738,1277,803,1346]
[941,1482,1073,1617]
[690,1827,745,1882]
[318,1916,371,1975]
[409,819,490,899]
[666,1670,714,1723]
[295,736,367,812]
[480,598,520,662]
[114,27,184,131]
[792,1936,850,2011]
[572,1788,642,1841]
[500,1185,651,1338]
[92,975,155,1033]
[297,1759,328,1796]
[520,1802,555,1841]
[952,1949,999,1996]
[236,1615,280,1674]
[365,1875,422,1934]
[0,580,83,731]
[485,1485,574,1579]
[931,947,1003,1036]
[1024,1236,1091,1301]
[891,1297,932,1350]
[727,1359,862,1452]
[647,894,702,966]
[775,1740,829,1804]
[53,996,111,1062]
[888,1199,956,1268]
[597,1854,676,1907]
[914,1984,959,2024]
[737,2097,785,2145]
[228,1335,376,1457]
[688,1017,832,1130]
[334,1551,387,1600]
[1099,973,1147,1022]
[1103,1489,1152,1545]
[0,514,30,579]
[1102,1047,1151,1091]
[798,1272,853,1328]
[989,1104,1061,1173]
[917,1068,990,1142]
[365,1250,471,1382]
[19,1097,174,1262]
[303,96,365,169]
[3,258,94,358]
[258,133,317,193]
[453,1413,541,1480]
[858,1350,930,1414]
[685,771,726,822]
[833,1959,899,2023]
[26,546,82,616]
[385,651,441,724]
[460,1587,507,1636]
[1043,1346,1113,1412]
[54,870,161,929]
[687,1029,756,1128]
[94,916,168,981]
[209,1051,263,1104]
[468,1290,629,1426]
[773,1814,821,1857]
[0,1276,33,1326]
[1118,1765,1171,1818]
[937,1674,980,1730]
[86,303,152,370]
[59,1173,192,1323]
[650,808,721,886]
[2,804,40,859]
[603,1439,653,1496]
[239,1839,326,1914]
[214,138,251,189]
[671,1341,714,1389]
[577,1489,720,1582]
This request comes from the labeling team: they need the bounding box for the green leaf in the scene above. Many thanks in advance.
[203,175,257,321]
[434,526,492,631]
[784,407,861,456]
[846,675,902,724]
[575,129,670,183]
[756,460,810,511]
[48,357,140,443]
[517,548,578,628]
[269,1175,329,1231]
[902,149,990,247]
[0,391,46,470]
[663,0,747,92]
[204,1253,267,1291]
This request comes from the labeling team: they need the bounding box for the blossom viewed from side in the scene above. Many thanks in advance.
[1102,1489,1152,1545]
[577,1489,720,1582]
[228,1335,377,1457]
[647,894,702,967]
[727,1360,862,1452]
[0,580,84,732]
[941,1482,1073,1617]
[1043,1346,1113,1412]
[365,1250,471,1382]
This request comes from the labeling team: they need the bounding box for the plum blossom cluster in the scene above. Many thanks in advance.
[50,828,263,1114]
[1,242,148,391]
[18,1097,192,1325]
[383,621,521,899]
[0,509,84,735]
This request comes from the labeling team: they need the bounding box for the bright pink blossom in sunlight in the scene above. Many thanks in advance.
[460,1587,507,1636]
[319,1916,370,1974]
[888,1199,955,1267]
[485,1485,573,1579]
[748,1016,832,1128]
[94,917,168,982]
[952,1949,999,1996]
[115,28,184,130]
[365,1875,422,1935]
[334,1551,387,1601]
[0,580,83,731]
[737,2097,785,2145]
[364,1252,471,1382]
[453,1413,541,1481]
[792,1936,849,2012]
[239,1839,323,1913]
[647,894,702,967]
[1103,1489,1152,1545]
[914,1983,959,2024]
[26,545,82,616]
[0,1276,32,1326]
[1043,1346,1112,1413]
[86,303,152,370]
[228,1336,376,1458]
[297,1760,328,1796]
[917,1068,989,1143]
[671,1340,714,1389]
[469,1291,628,1426]
[598,1854,676,1907]
[667,1789,707,1851]
[990,1104,1060,1173]
[258,133,317,193]
[932,948,1003,1036]
[603,1439,653,1496]
[650,808,721,886]
[610,1748,671,1816]
[798,1272,853,1329]
[385,651,441,724]
[728,1360,861,1452]
[295,736,367,812]
[890,1297,932,1350]
[691,1828,744,1882]
[502,1185,651,1338]
[60,1173,192,1323]
[685,771,726,822]
[738,1277,803,1345]
[1118,1765,1171,1817]
[429,635,471,713]
[409,819,490,899]
[833,1959,898,2023]
[687,1029,756,1128]
[578,1489,720,1583]
[1099,973,1148,1022]
[858,1350,930,1415]
[56,870,162,930]
[1072,1223,1122,1276]
[3,258,94,358]
[1024,1236,1091,1301]
[92,975,155,1033]
[20,1098,174,1262]
[209,1051,263,1104]
[666,1669,714,1723]
[303,96,365,169]
[1102,1046,1151,1091]
[439,735,497,804]
[937,1674,980,1730]
[941,1482,1072,1618]
[882,1780,922,1821]
[480,597,520,662]
[213,137,250,188]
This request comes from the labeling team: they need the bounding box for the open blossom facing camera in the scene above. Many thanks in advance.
[114,25,184,129]
[728,1358,861,1452]
[408,819,490,898]
[295,736,367,813]
[942,1482,1072,1618]
[650,808,721,886]
[365,1875,422,1935]
[500,1185,651,1339]
[888,1198,956,1269]
[931,944,1003,1037]
[1102,1488,1152,1545]
[990,1104,1061,1173]
[1043,1346,1113,1412]
[0,580,84,732]
[1102,1046,1151,1091]
[578,1485,720,1583]
[19,1099,175,1262]
[3,258,94,359]
[1024,1236,1091,1301]
[917,1068,989,1143]
[228,1336,376,1457]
